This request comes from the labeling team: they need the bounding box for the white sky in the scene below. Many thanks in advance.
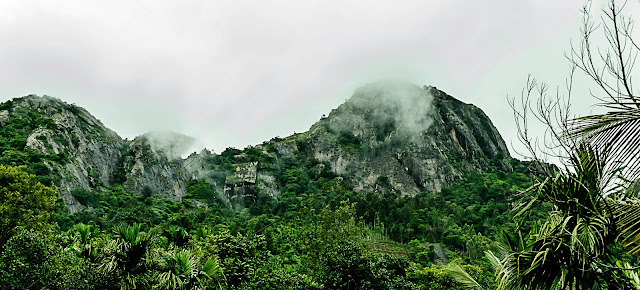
[0,0,624,157]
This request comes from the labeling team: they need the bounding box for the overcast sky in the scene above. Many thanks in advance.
[0,0,620,157]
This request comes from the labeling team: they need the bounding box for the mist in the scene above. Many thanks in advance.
[140,131,196,160]
[328,81,434,145]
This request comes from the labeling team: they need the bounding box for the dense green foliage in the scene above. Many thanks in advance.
[0,140,537,289]
[488,145,640,289]
[0,97,545,288]
[0,165,57,244]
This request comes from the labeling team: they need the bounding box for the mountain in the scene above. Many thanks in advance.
[0,96,191,213]
[215,83,516,206]
[0,84,538,289]
[282,83,512,195]
[0,84,520,213]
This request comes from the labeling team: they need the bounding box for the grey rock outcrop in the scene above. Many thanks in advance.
[18,96,126,213]
[122,135,189,200]
[224,161,259,200]
[213,84,512,199]
[193,84,514,200]
[429,243,449,265]
[284,84,511,197]
[7,96,192,211]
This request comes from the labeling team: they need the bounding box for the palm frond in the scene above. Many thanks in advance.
[444,264,483,289]
[616,260,640,287]
[611,200,640,253]
[157,270,184,289]
[75,223,92,244]
[490,141,632,289]
[99,254,119,274]
[567,103,640,191]
[485,250,518,290]
[201,258,226,289]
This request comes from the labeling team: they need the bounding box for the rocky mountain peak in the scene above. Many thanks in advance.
[12,95,114,136]
[0,95,193,212]
[294,85,512,195]
[0,87,517,212]
[323,82,434,143]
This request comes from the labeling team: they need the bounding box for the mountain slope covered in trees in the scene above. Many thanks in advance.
[0,83,542,289]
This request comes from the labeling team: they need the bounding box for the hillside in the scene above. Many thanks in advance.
[0,84,520,209]
[0,84,537,289]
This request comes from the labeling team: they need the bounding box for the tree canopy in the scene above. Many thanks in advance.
[0,165,56,243]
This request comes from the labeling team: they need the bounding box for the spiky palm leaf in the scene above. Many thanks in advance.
[444,264,483,289]
[617,260,640,287]
[99,239,122,273]
[201,258,226,289]
[75,223,92,244]
[489,143,636,289]
[73,223,94,258]
[610,200,640,254]
[116,224,154,274]
[561,0,640,256]
[567,104,640,185]
[156,249,197,289]
[194,227,210,241]
[155,248,225,290]
[567,92,640,255]
[565,0,640,190]
[168,225,190,246]
[97,223,156,284]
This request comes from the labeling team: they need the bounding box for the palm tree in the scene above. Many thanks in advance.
[564,0,640,256]
[483,1,640,288]
[73,223,94,259]
[114,223,154,274]
[99,223,156,289]
[446,1,640,287]
[167,225,190,247]
[487,144,635,289]
[155,248,226,290]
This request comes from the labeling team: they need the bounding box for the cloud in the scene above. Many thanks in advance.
[327,81,434,145]
[140,131,196,160]
[0,0,588,156]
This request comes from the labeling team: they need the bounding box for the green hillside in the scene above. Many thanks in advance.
[0,89,545,289]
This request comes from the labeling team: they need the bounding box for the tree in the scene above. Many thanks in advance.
[99,223,156,288]
[155,248,226,290]
[0,229,53,289]
[565,0,640,255]
[488,144,634,289]
[201,230,265,288]
[73,223,95,259]
[486,0,640,288]
[319,242,412,289]
[0,165,57,243]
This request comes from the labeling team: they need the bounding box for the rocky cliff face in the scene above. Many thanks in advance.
[0,96,190,212]
[121,134,189,200]
[0,84,514,211]
[11,96,126,213]
[262,84,512,197]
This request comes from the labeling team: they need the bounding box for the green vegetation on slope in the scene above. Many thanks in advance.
[0,100,69,186]
[31,138,539,289]
[0,95,596,289]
